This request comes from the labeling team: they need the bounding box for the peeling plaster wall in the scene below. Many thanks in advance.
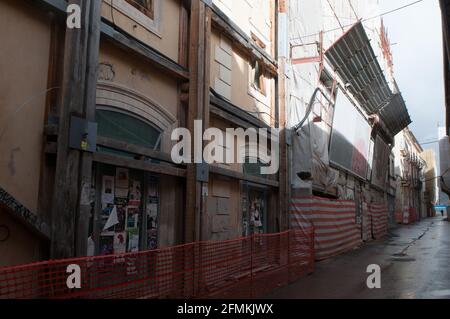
[0,208,46,267]
[0,0,51,213]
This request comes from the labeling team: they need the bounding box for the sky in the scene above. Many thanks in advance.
[380,0,445,162]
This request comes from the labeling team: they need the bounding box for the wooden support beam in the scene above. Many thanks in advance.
[96,137,176,164]
[100,21,189,80]
[75,0,102,257]
[210,105,253,129]
[51,0,100,259]
[277,56,288,231]
[185,0,211,244]
[38,13,64,226]
[200,4,212,244]
[31,1,189,81]
[178,2,189,68]
[27,0,67,13]
[210,90,270,129]
[209,166,279,188]
[185,0,202,244]
[92,152,187,178]
[278,0,289,232]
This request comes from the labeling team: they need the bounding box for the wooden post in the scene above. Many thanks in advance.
[76,0,102,257]
[185,0,210,244]
[184,0,211,297]
[278,0,289,231]
[200,6,212,242]
[51,0,101,258]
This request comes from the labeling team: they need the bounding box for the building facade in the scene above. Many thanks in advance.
[1,0,427,269]
[281,0,411,248]
[421,149,438,217]
[206,0,280,241]
[392,128,426,223]
[0,0,282,266]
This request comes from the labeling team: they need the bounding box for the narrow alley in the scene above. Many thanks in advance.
[268,216,450,299]
[2,0,450,304]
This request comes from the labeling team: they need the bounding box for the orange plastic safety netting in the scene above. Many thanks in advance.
[0,229,314,299]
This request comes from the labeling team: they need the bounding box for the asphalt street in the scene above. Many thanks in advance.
[267,215,450,299]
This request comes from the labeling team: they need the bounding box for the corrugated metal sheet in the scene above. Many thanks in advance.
[379,94,412,136]
[325,21,391,114]
[325,21,411,136]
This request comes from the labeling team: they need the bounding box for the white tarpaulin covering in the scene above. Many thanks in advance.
[371,136,390,190]
[325,22,392,115]
[291,122,339,192]
[329,90,371,179]
[289,65,340,191]
[325,21,411,137]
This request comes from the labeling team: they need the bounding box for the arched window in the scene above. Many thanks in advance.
[96,108,162,151]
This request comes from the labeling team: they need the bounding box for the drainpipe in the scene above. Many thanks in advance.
[293,87,334,134]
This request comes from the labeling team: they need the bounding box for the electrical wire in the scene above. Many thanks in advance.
[326,0,345,32]
[293,87,334,134]
[291,0,425,41]
[348,0,359,20]
[419,139,440,145]
[0,86,61,143]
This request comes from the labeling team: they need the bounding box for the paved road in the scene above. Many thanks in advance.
[267,216,450,299]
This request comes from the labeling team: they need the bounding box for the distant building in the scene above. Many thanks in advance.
[392,128,426,223]
[421,149,438,217]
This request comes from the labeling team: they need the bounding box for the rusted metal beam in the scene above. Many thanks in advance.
[291,56,322,65]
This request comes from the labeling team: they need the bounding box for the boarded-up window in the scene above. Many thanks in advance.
[250,60,266,95]
[125,0,154,19]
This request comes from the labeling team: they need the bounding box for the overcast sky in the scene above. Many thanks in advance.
[380,0,444,159]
